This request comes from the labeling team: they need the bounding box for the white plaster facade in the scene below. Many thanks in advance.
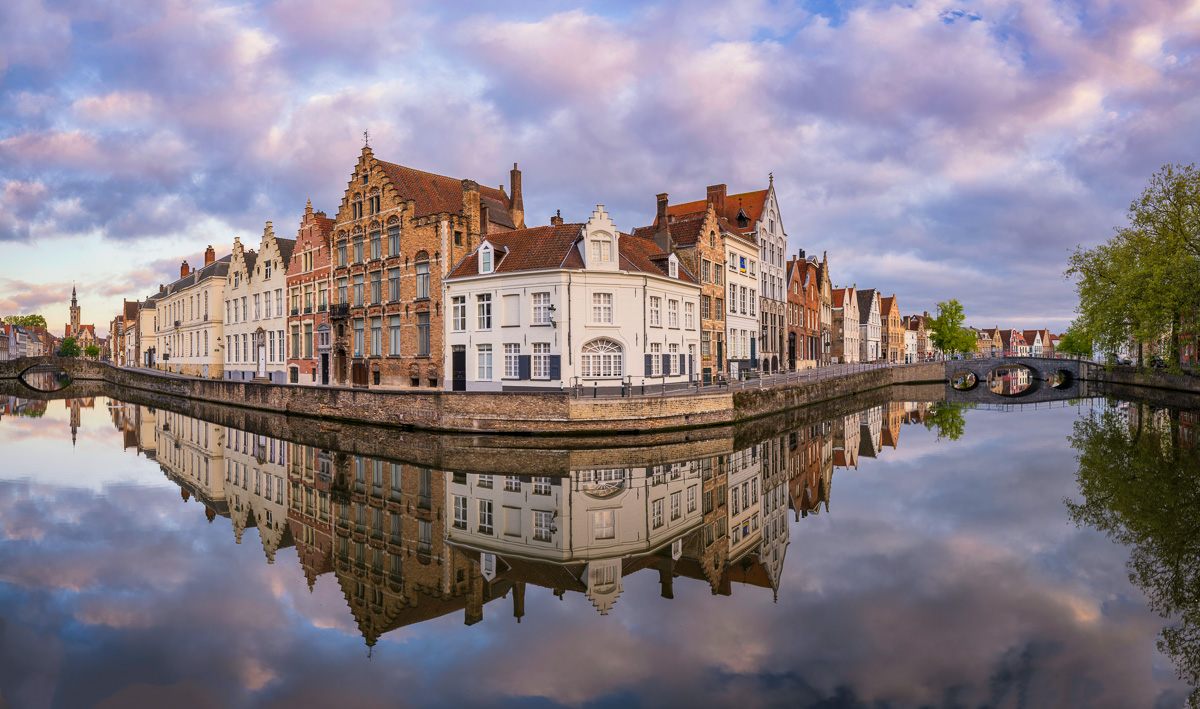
[905,328,918,363]
[443,208,702,392]
[756,184,788,372]
[858,289,882,362]
[154,255,228,378]
[724,229,760,376]
[224,426,291,562]
[224,223,294,382]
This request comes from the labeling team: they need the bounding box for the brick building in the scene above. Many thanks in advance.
[328,147,524,389]
[632,189,739,383]
[880,295,903,363]
[286,200,336,385]
[831,286,860,363]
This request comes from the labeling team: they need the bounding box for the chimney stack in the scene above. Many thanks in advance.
[159,284,165,293]
[480,202,490,236]
[706,184,727,216]
[550,209,563,227]
[180,261,189,279]
[656,193,669,228]
[509,163,525,229]
[798,248,806,260]
[204,245,215,266]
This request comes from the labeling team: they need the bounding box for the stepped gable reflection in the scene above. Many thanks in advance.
[125,398,940,646]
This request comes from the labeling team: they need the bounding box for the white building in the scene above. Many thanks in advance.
[223,426,291,561]
[224,223,296,382]
[443,207,701,393]
[755,181,788,373]
[857,289,882,362]
[904,328,918,363]
[724,227,760,377]
[832,286,860,364]
[154,249,229,378]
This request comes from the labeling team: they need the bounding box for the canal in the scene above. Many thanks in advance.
[1,389,1197,708]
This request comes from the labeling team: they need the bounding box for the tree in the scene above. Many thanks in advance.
[922,402,972,441]
[1055,320,1093,358]
[927,299,977,356]
[1067,164,1200,369]
[4,314,47,329]
[59,337,80,357]
[84,344,101,359]
[1067,402,1200,707]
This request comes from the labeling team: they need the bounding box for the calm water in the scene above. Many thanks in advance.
[1,391,1198,709]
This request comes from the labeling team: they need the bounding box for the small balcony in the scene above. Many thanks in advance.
[291,308,300,316]
[304,305,313,314]
[317,303,328,313]
[330,303,351,319]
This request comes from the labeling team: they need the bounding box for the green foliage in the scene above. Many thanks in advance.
[84,344,101,359]
[1067,164,1200,368]
[922,402,972,441]
[927,299,977,355]
[58,337,80,357]
[1055,321,1093,358]
[4,314,47,328]
[1067,402,1200,707]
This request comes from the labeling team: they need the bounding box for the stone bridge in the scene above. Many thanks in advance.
[0,355,110,387]
[943,356,1090,405]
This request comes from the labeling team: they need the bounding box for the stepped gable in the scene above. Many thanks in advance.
[666,188,768,234]
[274,237,297,267]
[855,288,877,321]
[376,160,515,229]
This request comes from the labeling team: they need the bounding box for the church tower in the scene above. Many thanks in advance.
[69,286,81,336]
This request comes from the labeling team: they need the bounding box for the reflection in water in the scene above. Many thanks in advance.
[988,364,1033,395]
[118,399,923,640]
[1068,402,1200,707]
[19,364,72,392]
[950,371,977,390]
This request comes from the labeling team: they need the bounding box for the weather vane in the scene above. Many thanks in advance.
[363,129,370,147]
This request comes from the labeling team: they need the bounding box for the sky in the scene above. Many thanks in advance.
[1,0,1198,339]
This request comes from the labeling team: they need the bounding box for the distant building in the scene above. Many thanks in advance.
[64,287,99,353]
[831,286,860,363]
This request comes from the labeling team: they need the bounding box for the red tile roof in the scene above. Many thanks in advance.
[376,160,514,229]
[666,189,769,234]
[447,224,697,284]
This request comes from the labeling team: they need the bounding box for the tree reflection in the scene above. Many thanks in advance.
[1067,402,1200,706]
[923,402,971,441]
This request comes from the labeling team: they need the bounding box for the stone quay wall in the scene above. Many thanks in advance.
[0,356,946,434]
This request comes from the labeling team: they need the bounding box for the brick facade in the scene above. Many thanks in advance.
[286,200,335,385]
[328,147,521,389]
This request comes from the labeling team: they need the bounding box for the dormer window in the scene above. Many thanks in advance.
[592,235,612,262]
[668,255,678,278]
[480,244,493,274]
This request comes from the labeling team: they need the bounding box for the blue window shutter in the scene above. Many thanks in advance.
[518,355,531,380]
[645,354,653,375]
[548,355,561,380]
[662,353,670,376]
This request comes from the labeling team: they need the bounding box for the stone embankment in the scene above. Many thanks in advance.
[0,356,945,434]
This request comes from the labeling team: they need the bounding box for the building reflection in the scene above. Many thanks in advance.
[103,398,940,646]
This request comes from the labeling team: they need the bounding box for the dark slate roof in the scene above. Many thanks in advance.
[274,237,297,270]
[856,289,877,324]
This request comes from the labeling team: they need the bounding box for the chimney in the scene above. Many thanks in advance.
[509,163,525,229]
[180,260,189,279]
[159,284,165,293]
[798,248,806,260]
[205,245,215,266]
[480,201,490,237]
[706,184,727,216]
[461,179,481,236]
[655,193,669,228]
[550,209,564,227]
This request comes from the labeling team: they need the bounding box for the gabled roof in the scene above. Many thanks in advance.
[274,237,297,269]
[856,289,877,322]
[666,189,769,234]
[123,301,139,321]
[161,255,233,297]
[447,225,697,284]
[880,296,898,316]
[375,160,515,229]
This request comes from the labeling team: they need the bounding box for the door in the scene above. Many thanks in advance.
[451,347,466,391]
[320,354,329,385]
[257,346,266,378]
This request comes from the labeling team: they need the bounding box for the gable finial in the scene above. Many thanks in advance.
[769,171,774,186]
[363,129,370,148]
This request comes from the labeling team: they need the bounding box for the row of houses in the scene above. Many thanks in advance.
[106,147,951,390]
[972,328,1062,358]
[0,322,55,360]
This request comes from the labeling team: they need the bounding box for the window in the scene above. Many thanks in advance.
[650,343,662,375]
[581,339,622,378]
[370,231,381,260]
[370,317,381,356]
[593,510,615,539]
[534,510,553,542]
[337,278,347,305]
[671,491,681,520]
[740,286,747,314]
[389,316,401,356]
[702,260,710,283]
[504,476,521,492]
[477,294,492,330]
[701,331,710,356]
[729,283,737,313]
[669,343,679,375]
[477,344,493,380]
[417,313,430,356]
[353,275,363,306]
[387,225,400,256]
[370,271,381,304]
[701,295,711,320]
[452,296,466,331]
[669,259,678,278]
[668,300,678,328]
[684,301,695,329]
[478,500,493,534]
[592,293,613,324]
[729,252,737,271]
[533,477,552,495]
[652,498,663,528]
[388,269,399,301]
[687,485,697,512]
[291,326,300,360]
[338,242,346,267]
[353,236,363,263]
[533,342,550,378]
[649,297,661,327]
[353,319,364,356]
[532,292,551,325]
[415,260,430,299]
[504,343,520,378]
[591,235,611,262]
[749,289,756,316]
[477,474,493,489]
[480,247,492,274]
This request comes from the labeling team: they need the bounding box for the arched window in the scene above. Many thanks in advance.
[591,234,612,262]
[581,339,623,378]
